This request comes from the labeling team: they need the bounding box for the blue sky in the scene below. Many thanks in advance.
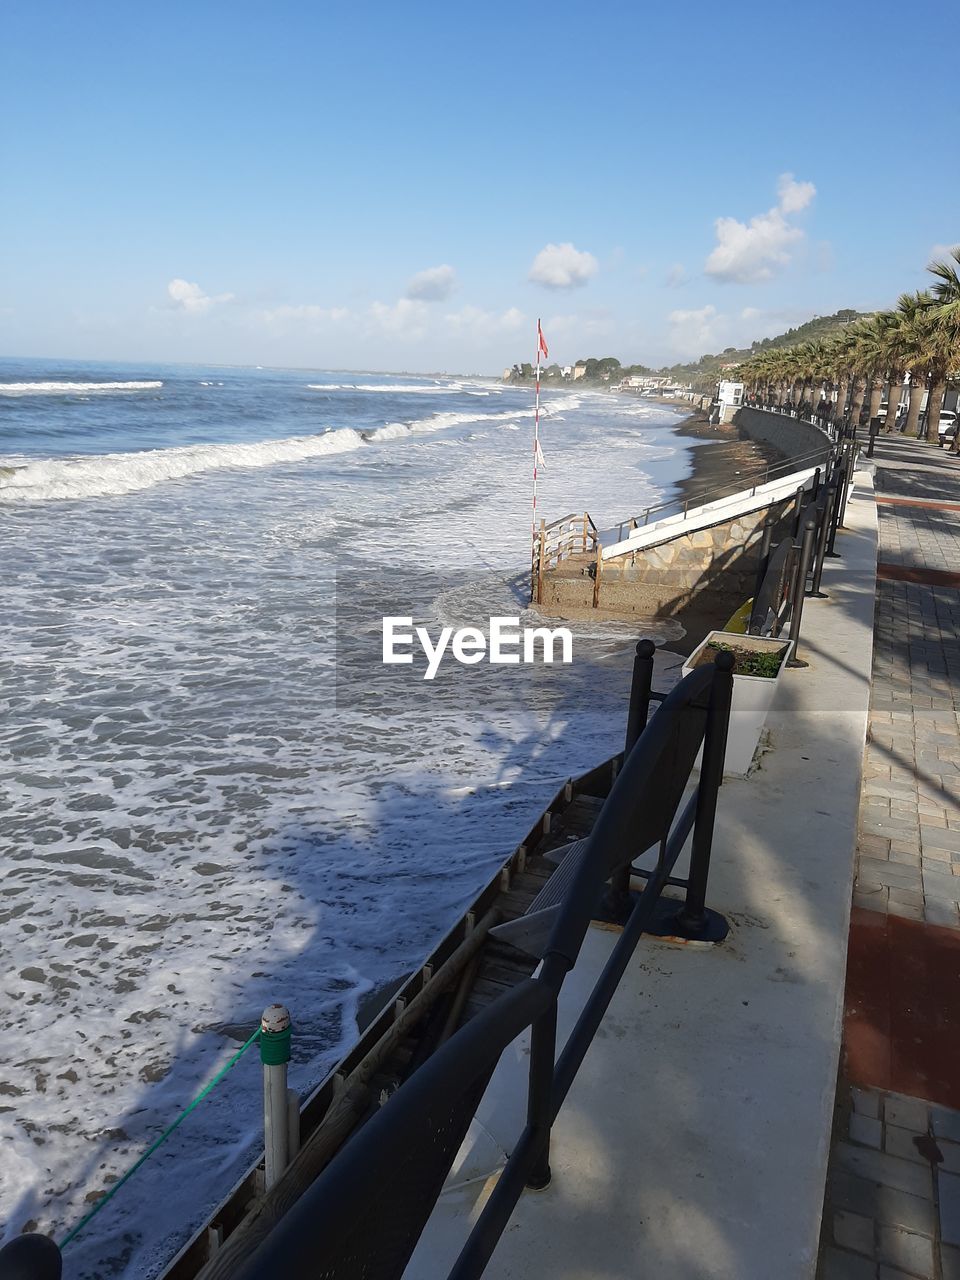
[1,0,956,372]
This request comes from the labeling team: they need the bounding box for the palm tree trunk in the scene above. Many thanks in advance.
[905,376,925,436]
[927,380,946,442]
[884,374,903,432]
[868,378,884,423]
[849,377,866,427]
[834,376,850,419]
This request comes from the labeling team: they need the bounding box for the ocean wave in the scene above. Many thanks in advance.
[307,382,459,394]
[0,391,585,502]
[0,380,163,396]
[0,429,365,502]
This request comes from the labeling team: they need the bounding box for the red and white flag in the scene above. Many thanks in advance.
[537,320,549,361]
[534,437,547,470]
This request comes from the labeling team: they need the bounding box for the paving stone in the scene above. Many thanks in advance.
[884,1124,930,1165]
[923,900,960,928]
[821,1246,877,1279]
[921,827,960,851]
[885,1097,930,1133]
[828,1171,936,1235]
[939,1170,960,1246]
[833,1209,875,1255]
[931,1107,960,1144]
[887,899,924,921]
[836,1143,932,1198]
[851,1113,883,1149]
[878,1227,934,1277]
[853,1088,882,1119]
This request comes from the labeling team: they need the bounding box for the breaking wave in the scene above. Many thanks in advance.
[0,380,163,396]
[0,392,584,502]
[0,429,365,502]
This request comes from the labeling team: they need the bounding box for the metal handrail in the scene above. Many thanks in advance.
[610,443,831,545]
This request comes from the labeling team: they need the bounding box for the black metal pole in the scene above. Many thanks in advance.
[826,462,846,556]
[787,514,818,667]
[672,652,734,941]
[810,466,822,499]
[810,486,836,596]
[866,415,878,458]
[791,483,807,538]
[753,514,776,603]
[0,1236,62,1280]
[625,638,656,753]
[524,1000,557,1190]
[837,442,856,529]
[607,638,657,918]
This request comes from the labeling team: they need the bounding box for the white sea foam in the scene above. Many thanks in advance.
[0,429,365,501]
[0,380,163,395]
[307,382,458,394]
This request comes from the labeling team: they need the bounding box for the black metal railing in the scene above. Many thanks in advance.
[218,652,736,1280]
[738,434,857,665]
[608,443,831,545]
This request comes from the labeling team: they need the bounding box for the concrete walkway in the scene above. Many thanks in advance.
[819,436,960,1280]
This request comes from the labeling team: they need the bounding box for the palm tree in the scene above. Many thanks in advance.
[891,292,936,437]
[927,247,960,449]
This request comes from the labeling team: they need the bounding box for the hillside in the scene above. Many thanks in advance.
[663,309,863,388]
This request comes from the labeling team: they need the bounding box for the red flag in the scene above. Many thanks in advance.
[537,320,549,361]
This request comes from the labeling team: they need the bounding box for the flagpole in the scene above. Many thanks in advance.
[531,318,542,600]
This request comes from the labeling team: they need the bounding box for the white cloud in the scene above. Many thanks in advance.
[668,305,724,353]
[776,173,816,215]
[528,242,598,290]
[406,264,457,301]
[704,173,816,284]
[444,306,526,339]
[167,278,234,313]
[368,298,427,337]
[262,304,350,326]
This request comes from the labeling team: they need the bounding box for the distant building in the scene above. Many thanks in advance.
[573,364,587,380]
[561,366,573,379]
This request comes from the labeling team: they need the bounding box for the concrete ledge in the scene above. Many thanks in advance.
[409,472,879,1279]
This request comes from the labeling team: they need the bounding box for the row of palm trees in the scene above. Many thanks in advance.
[735,248,960,451]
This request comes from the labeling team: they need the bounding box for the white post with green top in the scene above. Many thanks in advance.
[260,1004,292,1189]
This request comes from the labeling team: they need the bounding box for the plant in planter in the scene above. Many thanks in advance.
[683,630,794,775]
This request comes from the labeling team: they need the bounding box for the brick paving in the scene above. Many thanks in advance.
[819,437,960,1278]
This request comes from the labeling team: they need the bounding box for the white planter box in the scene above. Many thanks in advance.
[682,630,794,776]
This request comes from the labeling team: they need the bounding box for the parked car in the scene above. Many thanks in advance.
[938,410,958,444]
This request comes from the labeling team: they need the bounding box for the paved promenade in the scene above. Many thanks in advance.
[819,436,960,1280]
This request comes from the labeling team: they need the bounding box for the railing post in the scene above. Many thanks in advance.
[0,1235,62,1280]
[582,511,588,551]
[624,638,656,753]
[826,464,845,557]
[837,444,854,529]
[591,545,602,609]
[524,1000,558,1190]
[261,1004,292,1190]
[670,652,734,942]
[810,466,821,499]
[791,483,806,537]
[787,513,818,667]
[810,485,836,597]
[753,513,776,603]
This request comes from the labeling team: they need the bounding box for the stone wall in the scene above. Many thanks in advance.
[734,406,831,466]
[539,494,797,626]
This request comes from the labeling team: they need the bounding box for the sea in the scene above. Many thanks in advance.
[0,357,698,1276]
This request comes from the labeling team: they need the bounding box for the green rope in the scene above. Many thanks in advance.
[59,1026,262,1250]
